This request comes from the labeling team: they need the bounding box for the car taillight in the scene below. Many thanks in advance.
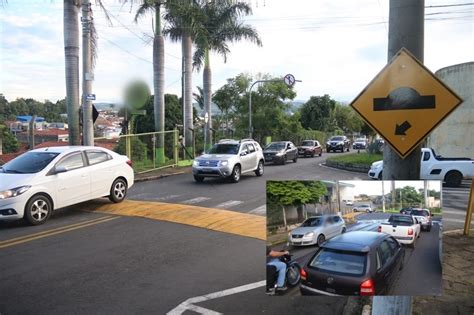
[360,279,375,296]
[126,160,133,167]
[300,268,307,281]
[408,228,413,235]
[377,226,382,232]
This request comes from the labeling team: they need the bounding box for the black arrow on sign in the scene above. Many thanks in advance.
[395,121,411,135]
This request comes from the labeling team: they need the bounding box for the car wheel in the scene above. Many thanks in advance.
[293,156,298,163]
[282,155,287,165]
[341,227,346,233]
[317,234,326,246]
[286,265,301,287]
[255,160,264,176]
[109,178,128,203]
[311,152,315,158]
[230,165,241,183]
[427,225,432,232]
[444,171,463,187]
[24,194,53,225]
[410,239,416,249]
[319,151,322,157]
[378,172,383,180]
[194,175,205,182]
[326,149,330,153]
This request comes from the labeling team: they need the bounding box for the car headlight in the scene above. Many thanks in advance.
[276,151,284,156]
[193,160,200,167]
[338,142,344,145]
[219,160,228,166]
[0,185,31,200]
[304,232,314,237]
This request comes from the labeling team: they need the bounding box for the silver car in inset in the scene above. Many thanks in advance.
[288,215,346,246]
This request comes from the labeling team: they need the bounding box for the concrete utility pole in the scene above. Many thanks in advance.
[373,1,424,314]
[382,180,386,213]
[382,0,424,180]
[81,0,94,146]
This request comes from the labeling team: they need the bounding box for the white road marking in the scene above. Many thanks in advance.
[214,200,243,209]
[248,205,266,215]
[167,280,266,315]
[154,194,181,201]
[182,197,211,205]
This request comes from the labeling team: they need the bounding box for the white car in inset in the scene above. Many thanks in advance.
[0,146,134,225]
[288,215,346,246]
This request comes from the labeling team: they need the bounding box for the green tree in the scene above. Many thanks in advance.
[0,124,19,153]
[300,95,336,132]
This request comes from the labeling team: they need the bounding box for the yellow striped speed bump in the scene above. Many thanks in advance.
[76,199,266,241]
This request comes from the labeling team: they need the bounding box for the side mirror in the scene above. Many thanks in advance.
[240,151,248,156]
[55,166,69,174]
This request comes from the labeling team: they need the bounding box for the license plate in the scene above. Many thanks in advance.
[266,157,273,161]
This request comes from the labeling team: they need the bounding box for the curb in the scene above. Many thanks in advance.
[319,162,369,175]
[324,160,370,174]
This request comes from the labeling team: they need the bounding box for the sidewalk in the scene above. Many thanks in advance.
[134,166,192,182]
[413,230,474,315]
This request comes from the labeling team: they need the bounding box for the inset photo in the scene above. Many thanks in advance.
[266,180,442,297]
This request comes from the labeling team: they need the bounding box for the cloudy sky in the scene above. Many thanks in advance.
[1,0,472,104]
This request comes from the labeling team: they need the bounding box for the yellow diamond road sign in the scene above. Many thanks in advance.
[350,48,463,158]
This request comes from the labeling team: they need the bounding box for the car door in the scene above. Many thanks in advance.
[324,216,335,238]
[374,240,396,294]
[50,151,90,208]
[332,215,343,234]
[86,150,114,198]
[239,144,252,172]
[246,143,258,170]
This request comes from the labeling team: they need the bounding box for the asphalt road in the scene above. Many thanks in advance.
[128,151,362,215]
[275,212,442,296]
[0,154,470,314]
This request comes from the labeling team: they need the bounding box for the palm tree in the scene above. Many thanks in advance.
[63,0,106,146]
[133,0,166,164]
[64,0,81,145]
[163,1,204,156]
[193,0,261,148]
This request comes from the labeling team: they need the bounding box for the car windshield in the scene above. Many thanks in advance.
[301,217,323,227]
[411,209,430,216]
[208,144,239,155]
[301,141,314,146]
[309,248,367,276]
[265,143,285,150]
[1,152,60,174]
[330,137,343,141]
[356,138,366,142]
[388,215,413,226]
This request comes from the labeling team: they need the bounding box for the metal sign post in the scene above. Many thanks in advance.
[464,179,474,236]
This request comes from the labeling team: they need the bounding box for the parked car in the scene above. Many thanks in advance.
[368,148,474,187]
[345,200,354,206]
[298,140,322,157]
[192,139,264,183]
[0,146,134,225]
[378,214,421,248]
[353,204,373,213]
[409,208,433,232]
[352,138,368,150]
[263,141,298,164]
[300,231,405,296]
[288,215,346,246]
[326,136,350,153]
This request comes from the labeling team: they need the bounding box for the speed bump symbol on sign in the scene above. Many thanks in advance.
[350,47,463,158]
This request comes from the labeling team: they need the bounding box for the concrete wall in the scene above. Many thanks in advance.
[428,62,474,158]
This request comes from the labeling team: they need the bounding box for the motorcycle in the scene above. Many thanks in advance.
[266,251,301,295]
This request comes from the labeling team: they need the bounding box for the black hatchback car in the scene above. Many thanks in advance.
[300,231,405,296]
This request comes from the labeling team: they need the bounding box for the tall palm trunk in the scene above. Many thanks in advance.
[183,34,193,155]
[203,47,212,149]
[154,4,165,164]
[64,0,81,145]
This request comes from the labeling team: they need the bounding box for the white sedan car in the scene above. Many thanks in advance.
[0,146,134,225]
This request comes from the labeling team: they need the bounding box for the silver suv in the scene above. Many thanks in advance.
[192,139,265,183]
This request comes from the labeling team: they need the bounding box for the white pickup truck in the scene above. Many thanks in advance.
[378,214,421,248]
[368,148,474,187]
